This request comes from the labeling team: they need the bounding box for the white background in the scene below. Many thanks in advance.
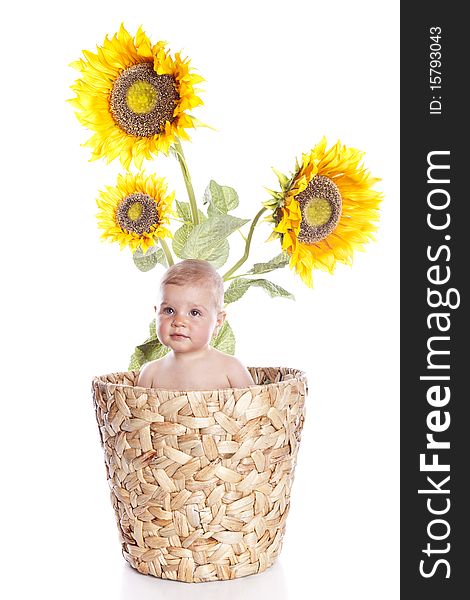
[1,1,399,598]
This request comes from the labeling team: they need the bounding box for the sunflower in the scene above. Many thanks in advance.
[97,172,174,252]
[69,24,203,169]
[265,137,382,287]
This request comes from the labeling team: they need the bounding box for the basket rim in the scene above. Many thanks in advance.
[92,366,307,395]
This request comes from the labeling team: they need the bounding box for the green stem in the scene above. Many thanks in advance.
[224,272,250,282]
[160,238,174,266]
[173,138,199,226]
[223,207,267,280]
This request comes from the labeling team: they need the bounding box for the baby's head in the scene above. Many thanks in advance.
[156,259,226,353]
[159,259,224,312]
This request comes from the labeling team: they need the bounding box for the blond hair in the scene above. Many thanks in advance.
[160,259,225,311]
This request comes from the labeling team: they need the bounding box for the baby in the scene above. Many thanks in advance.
[137,259,255,390]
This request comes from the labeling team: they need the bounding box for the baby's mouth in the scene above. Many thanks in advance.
[171,333,190,340]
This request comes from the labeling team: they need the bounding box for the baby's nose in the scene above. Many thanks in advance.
[172,314,187,326]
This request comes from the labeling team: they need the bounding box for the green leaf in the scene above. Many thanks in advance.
[202,238,230,268]
[133,246,167,272]
[203,180,239,216]
[272,167,290,188]
[172,223,194,258]
[129,319,168,370]
[129,338,170,370]
[175,200,206,224]
[180,214,248,261]
[248,252,290,274]
[210,320,236,355]
[224,277,295,305]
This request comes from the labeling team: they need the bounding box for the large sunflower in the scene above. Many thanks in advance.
[70,24,203,169]
[265,138,382,287]
[97,172,174,252]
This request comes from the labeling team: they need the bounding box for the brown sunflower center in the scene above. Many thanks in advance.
[296,175,342,244]
[116,193,159,235]
[110,63,179,137]
[126,81,158,114]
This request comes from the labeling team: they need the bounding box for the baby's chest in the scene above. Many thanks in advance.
[153,364,230,391]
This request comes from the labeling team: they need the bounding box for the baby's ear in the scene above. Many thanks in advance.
[217,310,226,327]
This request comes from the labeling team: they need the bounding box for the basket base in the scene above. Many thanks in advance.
[123,542,283,583]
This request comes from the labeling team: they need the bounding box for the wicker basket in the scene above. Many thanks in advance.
[92,367,307,583]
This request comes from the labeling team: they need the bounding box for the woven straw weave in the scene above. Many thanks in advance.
[92,367,307,583]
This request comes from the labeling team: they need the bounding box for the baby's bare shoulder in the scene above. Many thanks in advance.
[215,351,243,369]
[136,358,165,388]
[213,350,254,388]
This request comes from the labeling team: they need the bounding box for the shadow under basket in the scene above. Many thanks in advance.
[92,366,307,583]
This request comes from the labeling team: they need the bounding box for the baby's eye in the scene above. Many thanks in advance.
[190,309,201,317]
[163,307,174,315]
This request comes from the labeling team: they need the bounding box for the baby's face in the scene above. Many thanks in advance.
[156,283,224,354]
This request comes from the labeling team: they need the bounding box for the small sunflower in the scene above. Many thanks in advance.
[97,172,174,252]
[70,24,203,169]
[265,137,382,287]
